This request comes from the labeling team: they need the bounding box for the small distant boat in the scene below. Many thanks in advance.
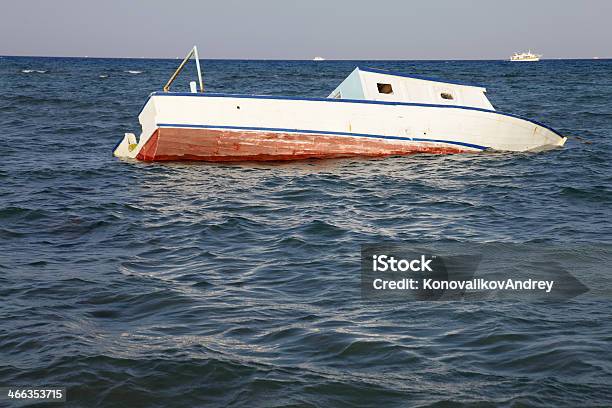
[312,56,325,61]
[510,51,541,62]
[113,46,566,162]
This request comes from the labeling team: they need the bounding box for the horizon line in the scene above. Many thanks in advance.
[1,54,611,61]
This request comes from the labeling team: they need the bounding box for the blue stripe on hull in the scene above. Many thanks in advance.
[143,93,563,140]
[156,123,488,151]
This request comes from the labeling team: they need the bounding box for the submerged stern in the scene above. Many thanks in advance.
[113,133,138,159]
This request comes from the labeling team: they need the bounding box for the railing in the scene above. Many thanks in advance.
[163,46,204,92]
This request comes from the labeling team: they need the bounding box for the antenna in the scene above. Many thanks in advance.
[163,46,205,93]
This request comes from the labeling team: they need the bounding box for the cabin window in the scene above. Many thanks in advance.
[440,92,454,100]
[377,83,393,94]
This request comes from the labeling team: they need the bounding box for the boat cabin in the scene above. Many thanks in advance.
[328,67,494,110]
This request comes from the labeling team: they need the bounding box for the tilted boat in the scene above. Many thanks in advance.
[114,46,565,162]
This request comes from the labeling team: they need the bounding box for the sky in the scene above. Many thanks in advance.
[1,0,610,59]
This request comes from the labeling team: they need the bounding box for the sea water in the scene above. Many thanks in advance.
[1,57,611,406]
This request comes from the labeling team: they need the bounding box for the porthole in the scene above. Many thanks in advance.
[441,92,454,100]
[377,83,393,94]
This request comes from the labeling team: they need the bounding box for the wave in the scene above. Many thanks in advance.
[8,94,84,106]
[21,69,48,74]
[99,74,109,78]
[560,186,610,202]
[125,70,143,74]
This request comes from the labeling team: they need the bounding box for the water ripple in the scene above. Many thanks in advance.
[0,57,611,407]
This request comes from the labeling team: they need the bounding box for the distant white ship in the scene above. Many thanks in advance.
[312,56,325,61]
[510,51,541,62]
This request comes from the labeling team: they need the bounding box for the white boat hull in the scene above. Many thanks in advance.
[114,93,566,161]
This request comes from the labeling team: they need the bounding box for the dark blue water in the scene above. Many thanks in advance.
[1,57,611,407]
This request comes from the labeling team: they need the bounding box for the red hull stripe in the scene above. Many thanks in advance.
[136,127,478,162]
[157,123,487,151]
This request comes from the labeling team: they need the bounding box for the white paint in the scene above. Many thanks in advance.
[328,68,494,110]
[193,45,204,92]
[114,93,566,159]
[114,66,566,159]
[113,133,137,158]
